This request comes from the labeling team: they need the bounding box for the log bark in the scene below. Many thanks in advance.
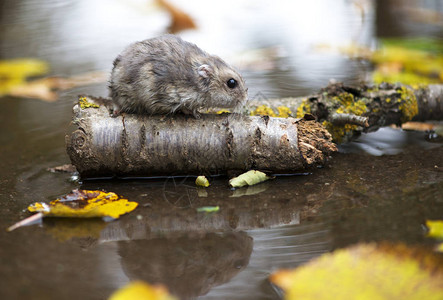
[66,96,337,178]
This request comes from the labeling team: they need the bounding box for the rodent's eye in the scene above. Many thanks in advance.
[226,78,238,89]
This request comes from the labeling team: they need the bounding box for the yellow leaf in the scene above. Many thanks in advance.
[0,58,49,78]
[195,175,210,187]
[109,281,177,300]
[0,58,49,96]
[270,243,443,300]
[229,170,271,188]
[0,60,107,101]
[426,220,443,239]
[28,189,138,219]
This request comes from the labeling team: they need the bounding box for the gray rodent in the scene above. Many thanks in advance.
[109,35,248,118]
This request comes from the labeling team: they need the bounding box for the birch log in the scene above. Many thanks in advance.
[66,96,337,178]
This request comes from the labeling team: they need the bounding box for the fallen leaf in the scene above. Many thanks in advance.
[196,206,219,213]
[7,190,138,231]
[156,0,197,33]
[401,122,437,132]
[109,281,177,300]
[8,79,59,102]
[28,189,138,218]
[0,57,107,102]
[195,175,210,187]
[0,58,49,96]
[270,243,443,300]
[371,38,443,85]
[229,170,272,188]
[426,220,443,239]
[0,58,49,79]
[9,71,107,102]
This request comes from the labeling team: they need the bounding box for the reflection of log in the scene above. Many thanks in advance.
[98,195,300,242]
[66,96,336,178]
[118,231,253,299]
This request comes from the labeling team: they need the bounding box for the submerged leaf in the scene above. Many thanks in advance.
[229,170,271,188]
[28,189,138,219]
[196,206,219,213]
[195,175,210,187]
[109,281,177,300]
[270,243,443,300]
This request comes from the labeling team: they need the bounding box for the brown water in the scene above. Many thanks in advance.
[0,1,442,299]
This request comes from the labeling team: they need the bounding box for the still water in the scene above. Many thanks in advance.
[0,0,442,299]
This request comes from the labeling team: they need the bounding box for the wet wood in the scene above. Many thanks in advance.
[66,96,337,178]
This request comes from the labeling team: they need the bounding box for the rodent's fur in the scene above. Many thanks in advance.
[109,35,247,117]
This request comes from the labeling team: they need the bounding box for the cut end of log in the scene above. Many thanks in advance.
[297,119,338,166]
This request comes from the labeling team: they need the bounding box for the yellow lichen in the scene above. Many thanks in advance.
[250,105,277,117]
[332,92,367,116]
[79,96,99,109]
[397,86,418,122]
[323,120,358,143]
[295,98,311,118]
[277,106,292,118]
[323,92,367,142]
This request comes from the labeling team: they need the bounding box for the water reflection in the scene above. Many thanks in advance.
[118,232,252,299]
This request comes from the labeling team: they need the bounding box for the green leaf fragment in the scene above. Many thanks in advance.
[229,170,271,188]
[196,206,219,213]
[195,175,210,187]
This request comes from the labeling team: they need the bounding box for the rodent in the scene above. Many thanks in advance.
[109,35,248,118]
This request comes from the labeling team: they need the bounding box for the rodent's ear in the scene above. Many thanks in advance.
[197,64,212,78]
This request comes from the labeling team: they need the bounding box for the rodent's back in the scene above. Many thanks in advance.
[110,35,247,116]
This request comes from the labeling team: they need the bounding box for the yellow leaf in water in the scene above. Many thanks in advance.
[109,281,177,300]
[0,58,49,78]
[270,243,443,300]
[0,58,49,96]
[229,170,271,188]
[0,58,107,102]
[28,189,138,219]
[426,220,443,239]
[195,175,210,187]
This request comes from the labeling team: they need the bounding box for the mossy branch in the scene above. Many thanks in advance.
[247,83,443,142]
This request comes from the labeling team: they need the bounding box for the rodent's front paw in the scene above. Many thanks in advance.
[111,110,120,118]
